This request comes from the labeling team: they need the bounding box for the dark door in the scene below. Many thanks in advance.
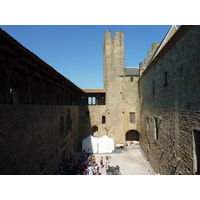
[194,130,200,174]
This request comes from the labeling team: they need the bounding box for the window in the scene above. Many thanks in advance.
[130,77,134,82]
[67,108,70,118]
[130,112,135,123]
[102,116,106,124]
[88,97,96,105]
[154,117,159,140]
[164,71,168,86]
[152,79,155,95]
[66,109,72,135]
[60,117,64,135]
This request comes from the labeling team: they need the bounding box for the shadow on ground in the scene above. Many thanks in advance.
[106,165,122,175]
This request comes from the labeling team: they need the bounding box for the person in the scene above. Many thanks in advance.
[95,163,99,173]
[100,157,104,168]
[92,155,96,163]
[88,164,93,175]
[92,164,96,175]
[105,157,109,169]
[87,148,90,157]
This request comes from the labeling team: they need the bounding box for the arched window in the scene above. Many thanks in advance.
[88,97,96,105]
[102,116,106,124]
[130,77,134,82]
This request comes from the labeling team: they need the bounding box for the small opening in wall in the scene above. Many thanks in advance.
[163,71,168,86]
[102,116,106,124]
[130,77,133,82]
[154,117,159,140]
[60,117,64,135]
[130,112,135,123]
[152,79,155,95]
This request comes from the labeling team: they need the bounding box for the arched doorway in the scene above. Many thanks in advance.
[91,125,98,136]
[126,130,140,145]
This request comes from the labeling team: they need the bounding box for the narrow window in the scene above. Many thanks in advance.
[92,97,96,105]
[164,71,168,86]
[67,108,70,118]
[130,112,135,123]
[102,116,106,124]
[60,117,64,135]
[88,97,91,105]
[152,79,155,95]
[66,109,72,135]
[154,117,159,140]
[130,77,133,82]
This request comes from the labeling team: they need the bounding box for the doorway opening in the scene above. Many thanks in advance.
[125,130,140,146]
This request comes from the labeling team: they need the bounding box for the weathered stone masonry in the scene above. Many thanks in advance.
[0,105,82,175]
[139,25,200,175]
[103,31,140,144]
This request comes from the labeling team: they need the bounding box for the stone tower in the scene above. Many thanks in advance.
[104,31,140,145]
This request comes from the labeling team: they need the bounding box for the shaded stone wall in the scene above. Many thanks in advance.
[139,26,200,174]
[0,105,82,175]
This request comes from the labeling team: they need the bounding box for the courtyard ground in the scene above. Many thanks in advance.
[77,144,155,175]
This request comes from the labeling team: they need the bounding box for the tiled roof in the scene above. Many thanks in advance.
[82,89,106,93]
[124,67,139,76]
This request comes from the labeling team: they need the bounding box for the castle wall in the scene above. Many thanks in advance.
[139,25,200,174]
[0,105,83,175]
[87,105,106,137]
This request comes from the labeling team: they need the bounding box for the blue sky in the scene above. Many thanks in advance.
[0,25,178,89]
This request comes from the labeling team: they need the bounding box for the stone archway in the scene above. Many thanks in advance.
[126,130,140,142]
[91,125,98,136]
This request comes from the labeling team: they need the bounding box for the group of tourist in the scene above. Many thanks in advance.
[56,149,110,175]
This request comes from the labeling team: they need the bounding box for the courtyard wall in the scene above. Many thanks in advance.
[139,25,200,174]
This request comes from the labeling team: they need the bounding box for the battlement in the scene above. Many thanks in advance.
[105,31,124,37]
[139,43,159,76]
[104,31,124,46]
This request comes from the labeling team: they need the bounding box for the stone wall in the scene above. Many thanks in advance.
[104,31,140,145]
[139,26,200,174]
[0,105,82,175]
[87,105,106,137]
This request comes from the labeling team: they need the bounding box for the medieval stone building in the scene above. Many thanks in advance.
[0,25,200,175]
